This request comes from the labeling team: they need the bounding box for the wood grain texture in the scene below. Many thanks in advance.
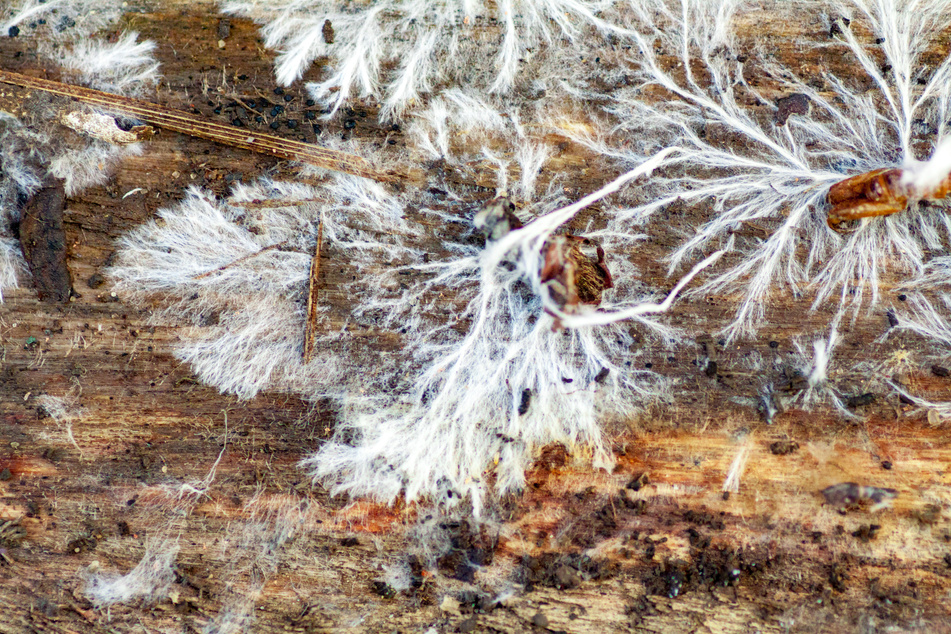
[0,2,949,633]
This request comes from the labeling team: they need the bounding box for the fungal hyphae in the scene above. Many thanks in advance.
[565,0,951,342]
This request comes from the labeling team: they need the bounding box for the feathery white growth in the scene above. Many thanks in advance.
[110,185,332,399]
[222,0,624,119]
[42,32,160,96]
[202,495,308,634]
[888,381,951,422]
[902,137,951,196]
[571,0,951,339]
[0,237,24,301]
[889,292,951,349]
[306,151,715,515]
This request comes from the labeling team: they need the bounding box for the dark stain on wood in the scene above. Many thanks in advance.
[18,178,72,302]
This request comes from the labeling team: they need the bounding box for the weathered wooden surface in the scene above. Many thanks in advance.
[0,2,950,632]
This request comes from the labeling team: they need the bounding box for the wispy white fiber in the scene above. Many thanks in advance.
[50,140,145,196]
[722,433,752,494]
[222,0,624,119]
[570,0,951,339]
[83,543,179,607]
[42,32,160,96]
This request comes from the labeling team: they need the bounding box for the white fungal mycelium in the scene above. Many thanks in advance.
[111,100,704,516]
[222,0,625,120]
[564,0,951,341]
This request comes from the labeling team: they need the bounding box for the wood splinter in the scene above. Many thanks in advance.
[0,68,406,184]
[304,220,324,363]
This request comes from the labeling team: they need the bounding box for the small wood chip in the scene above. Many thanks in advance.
[19,178,72,302]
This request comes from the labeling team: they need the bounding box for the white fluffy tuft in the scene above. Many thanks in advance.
[42,31,160,96]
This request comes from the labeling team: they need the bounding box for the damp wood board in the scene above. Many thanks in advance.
[0,2,950,633]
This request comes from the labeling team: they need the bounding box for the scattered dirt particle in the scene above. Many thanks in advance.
[774,93,810,125]
[845,393,875,408]
[66,536,97,555]
[769,440,799,455]
[371,580,395,599]
[851,524,881,542]
[531,612,549,627]
[829,564,847,592]
[626,472,649,491]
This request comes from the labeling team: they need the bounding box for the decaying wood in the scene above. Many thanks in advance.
[0,3,950,633]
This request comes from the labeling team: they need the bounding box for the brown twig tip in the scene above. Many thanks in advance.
[304,221,324,363]
[827,167,951,229]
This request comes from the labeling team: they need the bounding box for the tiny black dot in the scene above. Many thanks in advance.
[312,124,322,134]
[391,123,401,132]
[213,106,222,115]
[231,118,243,127]
[306,99,315,107]
[238,74,248,80]
[387,139,397,145]
[344,119,356,129]
[8,26,19,37]
[273,87,285,95]
[283,94,294,102]
[286,120,298,129]
[207,100,215,107]
[304,111,316,120]
[270,106,284,116]
[270,121,280,129]
[645,363,653,369]
[255,115,263,123]
[667,356,676,362]
[38,19,46,25]
[768,341,779,348]
[898,294,907,301]
[246,100,256,108]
